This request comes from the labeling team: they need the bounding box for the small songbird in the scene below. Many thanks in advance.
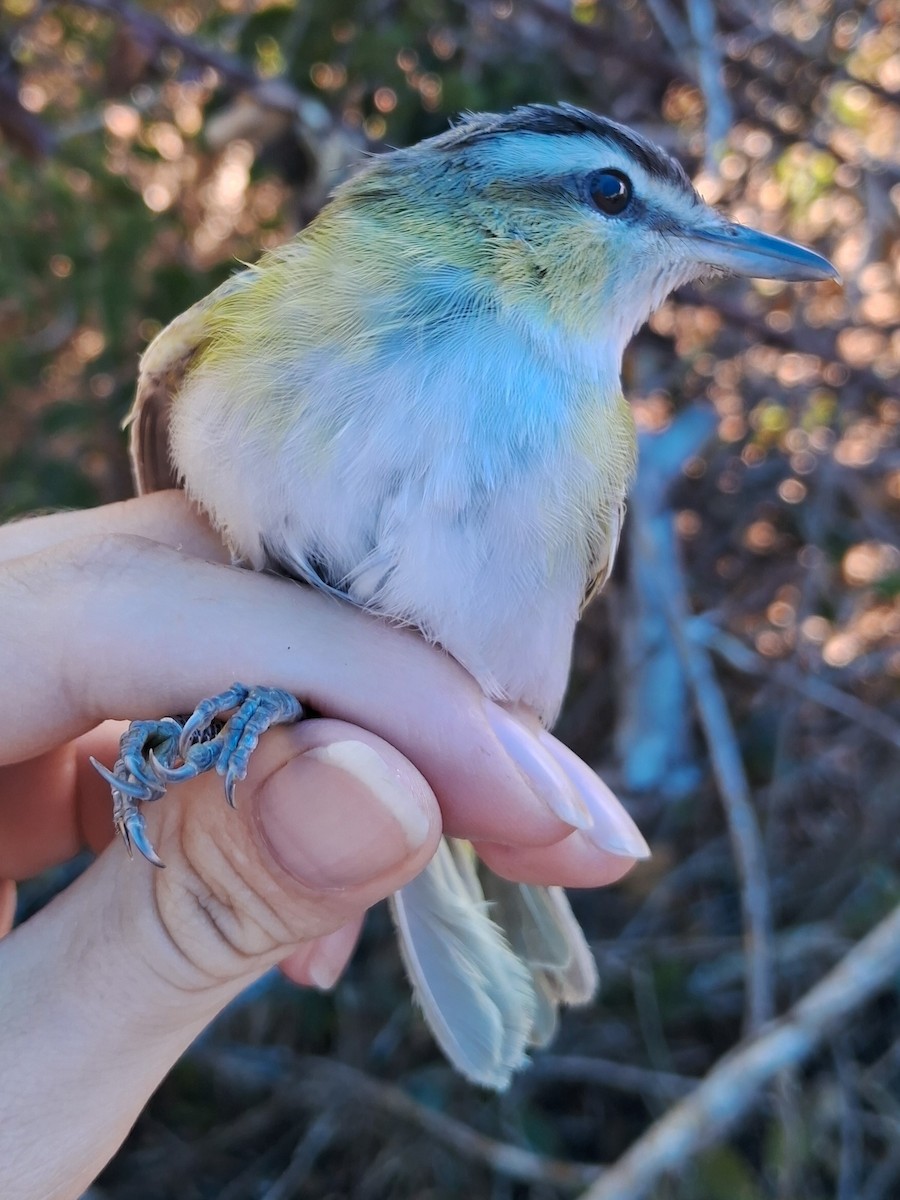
[97,104,837,1088]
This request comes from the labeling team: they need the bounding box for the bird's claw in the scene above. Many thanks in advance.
[92,685,304,865]
[211,686,303,806]
[115,801,166,869]
[177,683,255,757]
[149,740,222,784]
[118,718,184,795]
[90,757,153,801]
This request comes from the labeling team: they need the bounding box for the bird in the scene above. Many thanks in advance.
[94,103,837,1089]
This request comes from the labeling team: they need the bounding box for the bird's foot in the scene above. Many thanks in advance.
[91,684,304,866]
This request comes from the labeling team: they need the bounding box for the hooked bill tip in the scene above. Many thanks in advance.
[690,223,839,284]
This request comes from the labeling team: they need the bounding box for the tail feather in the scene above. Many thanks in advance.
[390,839,537,1090]
[479,870,599,1010]
[528,971,563,1048]
[391,840,600,1086]
[538,888,600,1006]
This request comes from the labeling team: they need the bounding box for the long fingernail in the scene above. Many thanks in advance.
[483,701,593,830]
[537,731,651,859]
[258,740,432,890]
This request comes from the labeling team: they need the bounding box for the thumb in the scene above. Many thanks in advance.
[0,720,440,1200]
[139,717,443,1004]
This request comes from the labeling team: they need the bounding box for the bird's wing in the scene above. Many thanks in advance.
[578,386,636,612]
[127,270,258,495]
[581,497,626,611]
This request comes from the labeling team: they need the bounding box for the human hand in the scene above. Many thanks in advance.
[0,491,640,1200]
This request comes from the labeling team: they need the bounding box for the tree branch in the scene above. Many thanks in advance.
[578,901,900,1200]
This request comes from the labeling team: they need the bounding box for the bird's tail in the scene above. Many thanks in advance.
[389,838,598,1089]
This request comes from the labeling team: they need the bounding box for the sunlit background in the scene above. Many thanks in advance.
[2,1,899,1197]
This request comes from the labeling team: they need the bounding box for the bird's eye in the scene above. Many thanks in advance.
[589,170,632,216]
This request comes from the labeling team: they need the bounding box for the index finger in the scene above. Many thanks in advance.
[0,494,647,862]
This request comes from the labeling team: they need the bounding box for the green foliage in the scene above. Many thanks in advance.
[682,1145,762,1200]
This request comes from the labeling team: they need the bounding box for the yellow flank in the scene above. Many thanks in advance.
[583,385,637,496]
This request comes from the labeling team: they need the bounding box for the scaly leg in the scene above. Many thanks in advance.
[91,685,304,866]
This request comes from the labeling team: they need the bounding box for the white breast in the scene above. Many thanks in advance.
[169,312,632,723]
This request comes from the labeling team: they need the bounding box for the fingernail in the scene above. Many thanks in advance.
[537,731,651,860]
[305,925,361,991]
[257,740,432,890]
[483,701,593,831]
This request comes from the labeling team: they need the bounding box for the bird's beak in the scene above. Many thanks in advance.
[688,221,840,283]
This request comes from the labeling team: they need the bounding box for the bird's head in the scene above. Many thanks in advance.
[336,103,837,355]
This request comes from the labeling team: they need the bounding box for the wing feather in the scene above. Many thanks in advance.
[127,270,259,495]
[581,499,625,611]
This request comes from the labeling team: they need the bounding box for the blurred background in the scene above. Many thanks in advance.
[2,1,899,1197]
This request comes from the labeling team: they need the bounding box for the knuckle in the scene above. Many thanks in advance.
[150,823,299,987]
[62,530,172,576]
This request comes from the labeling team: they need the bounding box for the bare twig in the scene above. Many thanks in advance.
[529,1054,697,1100]
[669,593,775,1032]
[52,0,259,90]
[45,0,362,213]
[685,0,732,168]
[191,1048,601,1191]
[635,420,775,1034]
[833,1040,864,1200]
[616,409,715,796]
[644,0,731,169]
[299,1058,601,1189]
[215,1125,307,1200]
[577,902,900,1200]
[596,923,848,975]
[261,1112,340,1200]
[860,1138,900,1200]
[620,838,731,941]
[643,0,692,56]
[695,622,900,753]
